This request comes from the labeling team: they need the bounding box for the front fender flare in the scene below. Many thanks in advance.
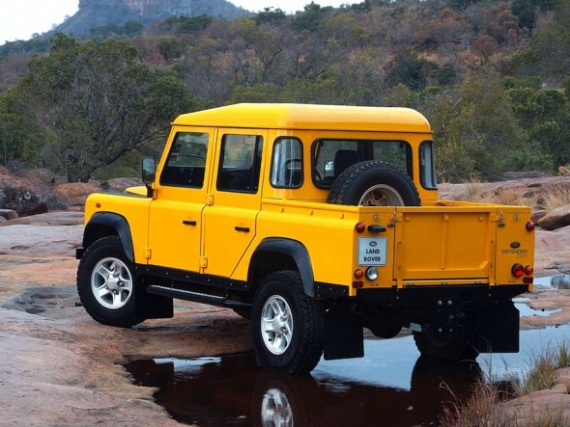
[252,238,315,297]
[82,212,135,263]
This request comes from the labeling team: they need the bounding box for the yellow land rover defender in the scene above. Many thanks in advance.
[76,104,535,374]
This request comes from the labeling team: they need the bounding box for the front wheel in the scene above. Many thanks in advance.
[251,271,324,374]
[77,235,146,327]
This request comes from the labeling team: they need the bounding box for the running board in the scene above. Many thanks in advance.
[146,285,252,310]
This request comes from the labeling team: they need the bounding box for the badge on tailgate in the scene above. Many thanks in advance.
[358,237,387,266]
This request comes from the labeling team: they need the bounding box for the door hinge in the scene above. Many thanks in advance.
[206,194,214,205]
[199,256,208,268]
[144,248,152,259]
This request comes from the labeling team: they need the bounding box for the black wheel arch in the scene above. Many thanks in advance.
[81,212,135,263]
[250,238,315,297]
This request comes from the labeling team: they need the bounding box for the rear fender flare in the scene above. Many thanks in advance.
[251,238,315,297]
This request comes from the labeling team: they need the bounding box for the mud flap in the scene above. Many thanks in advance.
[323,304,364,360]
[138,280,174,319]
[474,301,519,353]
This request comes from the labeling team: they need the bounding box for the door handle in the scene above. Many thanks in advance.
[183,220,197,226]
[235,226,250,232]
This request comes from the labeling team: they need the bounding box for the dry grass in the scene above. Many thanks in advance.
[440,342,570,427]
[439,377,516,427]
[455,177,570,212]
[511,349,559,396]
[541,184,570,211]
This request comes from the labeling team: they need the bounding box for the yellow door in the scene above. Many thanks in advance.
[202,131,265,279]
[148,129,212,272]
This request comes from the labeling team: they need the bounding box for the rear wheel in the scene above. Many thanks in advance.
[251,271,324,374]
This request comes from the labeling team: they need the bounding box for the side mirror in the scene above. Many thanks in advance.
[142,158,156,198]
[142,158,156,184]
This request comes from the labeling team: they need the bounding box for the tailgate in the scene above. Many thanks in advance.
[392,205,533,286]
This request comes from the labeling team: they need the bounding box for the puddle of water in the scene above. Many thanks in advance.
[534,274,570,289]
[514,298,562,317]
[124,348,479,427]
[123,324,570,427]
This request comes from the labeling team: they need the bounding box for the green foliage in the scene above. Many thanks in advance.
[1,0,569,181]
[0,37,50,57]
[384,48,437,91]
[163,14,213,34]
[292,2,332,32]
[508,86,570,166]
[157,36,183,61]
[513,0,570,80]
[430,70,530,181]
[511,0,537,31]
[3,33,198,181]
[255,8,287,26]
[89,21,145,39]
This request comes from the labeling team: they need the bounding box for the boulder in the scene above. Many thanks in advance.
[53,182,102,211]
[0,172,59,216]
[0,209,18,220]
[537,204,570,231]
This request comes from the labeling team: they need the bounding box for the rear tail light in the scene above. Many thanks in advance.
[511,264,524,278]
[524,265,534,275]
[526,221,535,232]
[354,269,364,279]
[355,222,366,233]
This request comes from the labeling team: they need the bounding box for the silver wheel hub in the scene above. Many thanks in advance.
[261,296,294,355]
[91,257,133,310]
[359,184,404,206]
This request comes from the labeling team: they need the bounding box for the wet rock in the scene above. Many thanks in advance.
[537,204,570,231]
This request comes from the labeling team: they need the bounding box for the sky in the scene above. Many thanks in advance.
[0,0,351,45]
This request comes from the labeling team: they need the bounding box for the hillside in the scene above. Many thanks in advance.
[0,0,568,184]
[55,0,250,35]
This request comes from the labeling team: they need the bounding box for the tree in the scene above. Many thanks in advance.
[8,33,198,181]
[430,70,530,181]
[508,85,570,167]
[514,0,570,81]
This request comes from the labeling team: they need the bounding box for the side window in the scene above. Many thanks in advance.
[270,138,303,188]
[217,134,263,193]
[160,132,208,188]
[420,141,437,189]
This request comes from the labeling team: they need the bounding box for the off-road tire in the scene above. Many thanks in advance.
[251,271,324,374]
[77,235,146,327]
[327,160,421,206]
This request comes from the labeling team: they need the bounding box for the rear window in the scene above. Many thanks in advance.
[312,139,412,188]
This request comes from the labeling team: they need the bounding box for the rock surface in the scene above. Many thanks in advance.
[1,175,570,425]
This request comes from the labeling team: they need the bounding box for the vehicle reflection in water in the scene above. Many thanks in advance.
[124,339,481,427]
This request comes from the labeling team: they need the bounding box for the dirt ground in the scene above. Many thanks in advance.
[1,212,570,426]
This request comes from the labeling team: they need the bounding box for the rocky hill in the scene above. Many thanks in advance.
[55,0,250,35]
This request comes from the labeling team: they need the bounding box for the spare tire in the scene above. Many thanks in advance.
[327,160,421,206]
